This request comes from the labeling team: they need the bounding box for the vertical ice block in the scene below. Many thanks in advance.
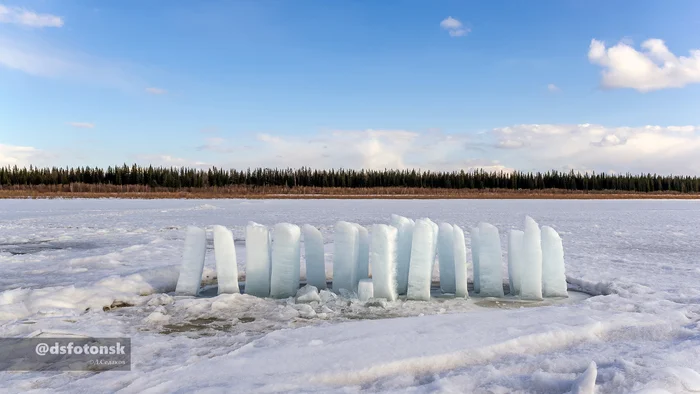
[302,224,327,290]
[391,214,414,295]
[369,224,399,301]
[438,223,456,294]
[406,218,437,301]
[270,223,302,299]
[520,216,543,300]
[453,224,469,298]
[245,222,272,297]
[470,227,481,293]
[541,226,568,297]
[354,224,370,280]
[212,225,240,294]
[358,278,374,302]
[429,220,439,275]
[333,221,360,294]
[507,229,524,296]
[477,222,504,297]
[175,226,207,296]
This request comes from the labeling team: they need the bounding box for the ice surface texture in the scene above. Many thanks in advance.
[175,226,207,295]
[438,223,456,294]
[212,225,240,294]
[358,279,374,302]
[508,229,524,296]
[333,221,360,294]
[354,224,370,280]
[477,222,505,297]
[270,223,302,298]
[302,224,327,290]
[541,226,568,297]
[452,225,469,298]
[370,224,399,301]
[245,222,272,297]
[407,218,437,301]
[391,215,414,295]
[471,227,481,293]
[520,216,543,300]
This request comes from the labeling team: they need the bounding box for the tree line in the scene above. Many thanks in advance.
[1,164,698,193]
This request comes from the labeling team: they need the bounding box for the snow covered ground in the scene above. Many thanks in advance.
[1,198,700,393]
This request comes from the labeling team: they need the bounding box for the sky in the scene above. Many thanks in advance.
[1,0,700,175]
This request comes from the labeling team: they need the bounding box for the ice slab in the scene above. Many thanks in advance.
[508,229,524,296]
[477,222,504,297]
[358,278,374,302]
[521,216,543,300]
[333,221,360,294]
[212,225,240,294]
[438,223,456,294]
[354,224,370,280]
[175,226,207,296]
[391,214,414,295]
[407,218,437,301]
[302,224,327,290]
[369,224,399,301]
[429,220,439,274]
[471,227,481,293]
[270,223,302,299]
[295,284,321,303]
[541,226,568,297]
[245,222,272,297]
[453,224,469,298]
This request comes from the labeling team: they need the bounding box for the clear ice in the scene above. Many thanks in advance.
[406,218,437,301]
[175,226,207,296]
[357,278,374,302]
[269,223,302,299]
[520,216,543,300]
[391,214,414,295]
[369,224,399,301]
[245,222,272,297]
[541,225,568,297]
[354,224,370,280]
[437,222,456,294]
[507,229,524,296]
[477,222,504,297]
[302,224,327,290]
[212,225,240,294]
[470,227,481,293]
[333,221,360,294]
[453,224,469,298]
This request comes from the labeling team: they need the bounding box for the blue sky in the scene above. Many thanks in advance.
[2,0,700,174]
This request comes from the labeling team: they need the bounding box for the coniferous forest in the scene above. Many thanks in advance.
[1,164,699,194]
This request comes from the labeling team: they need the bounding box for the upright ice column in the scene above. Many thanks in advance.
[333,221,360,294]
[245,222,272,297]
[520,216,543,300]
[358,279,374,302]
[212,225,240,294]
[437,223,456,294]
[429,220,439,275]
[477,222,505,297]
[370,224,399,301]
[453,224,469,298]
[541,226,568,297]
[354,224,370,280]
[269,223,301,298]
[175,226,207,296]
[302,224,327,290]
[507,229,524,296]
[407,218,437,301]
[470,227,481,293]
[391,215,414,295]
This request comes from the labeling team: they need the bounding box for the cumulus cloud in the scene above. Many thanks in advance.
[67,122,95,129]
[589,38,700,91]
[145,87,167,95]
[0,144,49,167]
[440,17,469,37]
[0,5,63,28]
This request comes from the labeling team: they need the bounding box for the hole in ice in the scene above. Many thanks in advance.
[0,240,100,255]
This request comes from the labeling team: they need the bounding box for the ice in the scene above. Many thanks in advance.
[245,222,272,297]
[302,224,327,290]
[354,224,370,280]
[471,227,481,293]
[212,225,240,294]
[269,223,302,299]
[437,223,456,293]
[333,221,360,294]
[406,218,437,301]
[429,220,439,273]
[357,278,374,302]
[541,226,568,297]
[520,216,544,300]
[477,222,505,297]
[295,284,321,303]
[568,361,597,394]
[174,226,207,295]
[391,214,414,295]
[508,229,524,296]
[453,224,469,298]
[369,224,399,301]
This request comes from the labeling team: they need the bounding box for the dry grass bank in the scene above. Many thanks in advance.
[1,184,699,199]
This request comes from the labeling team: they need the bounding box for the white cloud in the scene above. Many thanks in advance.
[440,17,469,37]
[68,122,95,129]
[0,5,63,28]
[145,87,167,95]
[589,38,700,92]
[196,137,234,153]
[547,83,560,92]
[134,155,209,168]
[0,144,49,167]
